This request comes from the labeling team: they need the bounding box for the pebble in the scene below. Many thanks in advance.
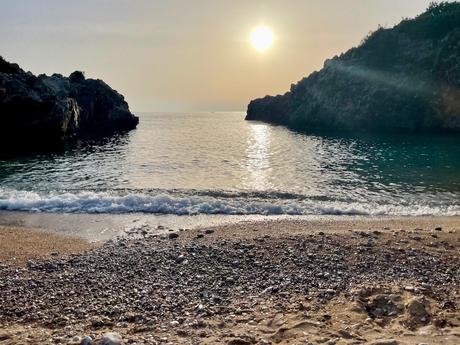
[69,336,81,344]
[101,332,122,345]
[80,336,92,345]
[406,297,428,318]
[175,255,185,264]
[0,230,458,344]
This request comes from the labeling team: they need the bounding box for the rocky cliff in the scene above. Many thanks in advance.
[246,2,460,133]
[0,57,139,156]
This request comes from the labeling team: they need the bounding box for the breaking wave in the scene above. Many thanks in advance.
[0,188,459,217]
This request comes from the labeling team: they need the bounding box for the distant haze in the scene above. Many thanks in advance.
[0,0,451,112]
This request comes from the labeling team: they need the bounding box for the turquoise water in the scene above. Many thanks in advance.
[0,112,459,216]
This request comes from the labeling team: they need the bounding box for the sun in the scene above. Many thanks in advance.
[250,26,274,52]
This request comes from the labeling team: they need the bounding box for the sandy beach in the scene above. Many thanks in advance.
[0,216,459,344]
[0,226,94,266]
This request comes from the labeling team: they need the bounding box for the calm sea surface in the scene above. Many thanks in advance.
[1,112,460,216]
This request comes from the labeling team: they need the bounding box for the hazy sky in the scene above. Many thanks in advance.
[0,0,447,112]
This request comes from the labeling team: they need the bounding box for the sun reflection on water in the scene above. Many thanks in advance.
[243,124,273,190]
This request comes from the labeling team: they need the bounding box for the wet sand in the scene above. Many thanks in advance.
[0,216,459,344]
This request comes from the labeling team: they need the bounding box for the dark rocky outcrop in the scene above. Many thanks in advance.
[246,2,460,133]
[0,57,138,156]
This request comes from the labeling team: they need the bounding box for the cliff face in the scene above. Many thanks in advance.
[0,57,139,155]
[246,2,460,133]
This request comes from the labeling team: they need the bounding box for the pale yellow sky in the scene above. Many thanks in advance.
[0,0,449,112]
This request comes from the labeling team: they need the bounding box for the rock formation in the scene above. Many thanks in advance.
[0,57,138,156]
[246,2,460,133]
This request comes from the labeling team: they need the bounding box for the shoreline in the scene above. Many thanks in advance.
[0,216,459,344]
[1,210,460,241]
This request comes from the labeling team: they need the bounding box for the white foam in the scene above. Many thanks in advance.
[0,188,459,216]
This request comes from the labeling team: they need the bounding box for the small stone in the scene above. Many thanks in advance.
[441,300,456,310]
[435,227,442,231]
[420,283,432,290]
[196,234,204,239]
[101,332,122,345]
[90,316,106,328]
[337,330,353,339]
[0,334,10,341]
[80,336,92,345]
[205,229,215,234]
[177,330,188,337]
[70,336,81,344]
[406,298,428,318]
[175,255,185,264]
[168,233,179,240]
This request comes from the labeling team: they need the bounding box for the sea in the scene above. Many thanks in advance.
[1,112,460,238]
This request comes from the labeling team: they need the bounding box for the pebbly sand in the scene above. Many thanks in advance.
[0,216,459,344]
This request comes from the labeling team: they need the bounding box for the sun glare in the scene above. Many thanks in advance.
[250,26,274,52]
